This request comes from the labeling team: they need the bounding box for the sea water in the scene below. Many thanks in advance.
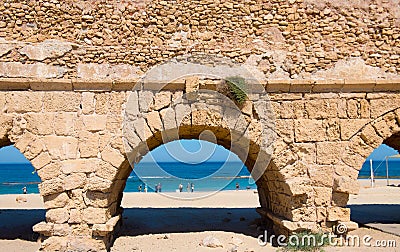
[1,160,399,194]
[0,162,257,194]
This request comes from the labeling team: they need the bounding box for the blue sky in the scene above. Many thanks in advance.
[0,141,398,164]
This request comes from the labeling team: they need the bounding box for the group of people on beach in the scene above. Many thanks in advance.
[136,182,245,193]
[178,182,194,192]
[137,184,148,193]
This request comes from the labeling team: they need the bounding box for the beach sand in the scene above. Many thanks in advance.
[0,180,399,251]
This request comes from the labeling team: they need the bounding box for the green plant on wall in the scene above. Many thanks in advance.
[225,76,248,105]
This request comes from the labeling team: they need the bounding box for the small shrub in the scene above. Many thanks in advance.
[225,76,248,105]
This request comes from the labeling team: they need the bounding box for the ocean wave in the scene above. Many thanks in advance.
[2,182,40,185]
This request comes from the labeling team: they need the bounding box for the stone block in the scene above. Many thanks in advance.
[372,113,400,139]
[332,192,349,206]
[360,124,383,148]
[31,152,52,169]
[292,143,316,164]
[63,173,86,191]
[82,115,107,132]
[360,99,370,118]
[43,136,78,160]
[327,207,350,222]
[33,221,53,236]
[333,176,359,194]
[82,207,110,224]
[39,177,64,196]
[185,76,199,96]
[347,136,374,158]
[43,92,81,112]
[309,165,334,187]
[125,91,140,118]
[25,113,54,135]
[19,40,72,61]
[132,117,153,141]
[78,131,98,158]
[160,107,177,130]
[46,208,69,224]
[341,148,366,170]
[370,98,400,118]
[53,223,70,236]
[275,119,294,143]
[61,159,97,174]
[24,139,45,160]
[101,146,124,168]
[305,99,338,119]
[96,161,118,180]
[324,119,340,141]
[93,92,124,115]
[291,207,317,222]
[346,99,359,119]
[314,187,332,206]
[86,176,113,192]
[84,191,113,208]
[40,236,68,251]
[138,91,154,112]
[92,215,120,236]
[68,209,82,224]
[146,111,163,133]
[339,119,369,140]
[152,91,171,110]
[316,142,346,165]
[81,92,95,114]
[0,62,65,79]
[68,237,107,251]
[37,162,61,181]
[13,132,35,154]
[295,119,326,142]
[44,192,70,209]
[54,113,76,136]
[6,92,43,113]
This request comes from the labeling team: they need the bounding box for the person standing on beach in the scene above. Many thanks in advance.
[155,184,158,193]
[158,183,162,193]
[191,183,194,192]
[22,186,27,194]
[236,182,239,191]
[144,184,148,193]
[179,183,183,192]
[138,184,142,192]
[187,182,190,192]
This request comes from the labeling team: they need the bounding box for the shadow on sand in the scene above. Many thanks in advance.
[349,204,400,224]
[0,209,45,241]
[117,208,261,237]
[0,208,262,241]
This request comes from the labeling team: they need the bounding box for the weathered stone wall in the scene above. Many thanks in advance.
[1,0,400,250]
[0,0,399,79]
[1,79,400,250]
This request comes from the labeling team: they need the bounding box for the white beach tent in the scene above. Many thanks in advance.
[385,154,400,186]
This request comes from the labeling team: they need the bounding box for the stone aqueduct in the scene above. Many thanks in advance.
[0,0,400,250]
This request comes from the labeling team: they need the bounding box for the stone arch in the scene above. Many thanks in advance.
[341,108,400,184]
[113,85,277,225]
[326,107,400,230]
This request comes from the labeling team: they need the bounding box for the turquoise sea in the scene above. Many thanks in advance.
[0,161,256,194]
[0,160,399,194]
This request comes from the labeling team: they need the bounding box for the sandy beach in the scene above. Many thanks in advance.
[0,180,399,251]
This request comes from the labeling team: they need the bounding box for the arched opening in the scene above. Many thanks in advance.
[343,112,400,245]
[112,139,267,250]
[349,140,400,236]
[0,145,44,251]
